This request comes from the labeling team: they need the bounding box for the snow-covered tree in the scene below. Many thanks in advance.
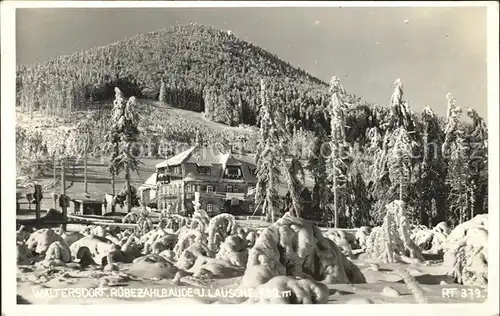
[255,79,304,221]
[417,107,446,226]
[326,76,349,228]
[159,79,167,105]
[442,93,462,155]
[307,122,330,222]
[255,79,281,222]
[366,79,419,225]
[107,87,141,213]
[366,200,424,263]
[441,93,484,226]
[387,126,413,202]
[449,134,470,225]
[466,108,488,218]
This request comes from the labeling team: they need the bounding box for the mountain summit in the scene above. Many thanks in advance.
[17,23,335,126]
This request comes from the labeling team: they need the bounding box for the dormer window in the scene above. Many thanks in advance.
[225,166,242,179]
[197,166,211,175]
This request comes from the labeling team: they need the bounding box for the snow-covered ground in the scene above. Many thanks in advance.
[16,213,489,305]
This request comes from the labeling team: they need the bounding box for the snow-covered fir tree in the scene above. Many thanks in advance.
[159,79,167,105]
[387,126,413,202]
[107,87,141,213]
[307,122,330,222]
[442,93,475,225]
[255,79,281,222]
[447,131,469,225]
[417,107,446,226]
[466,108,488,217]
[327,76,349,228]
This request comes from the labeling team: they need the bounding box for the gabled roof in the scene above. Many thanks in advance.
[138,173,157,191]
[155,146,257,176]
[185,146,226,165]
[224,156,242,166]
[155,147,196,168]
[230,153,257,167]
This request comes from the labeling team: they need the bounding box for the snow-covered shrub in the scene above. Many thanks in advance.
[45,241,71,263]
[122,212,140,224]
[190,208,210,232]
[186,255,245,279]
[215,235,249,267]
[239,265,278,289]
[137,212,154,235]
[245,212,366,284]
[25,228,64,255]
[245,276,329,304]
[16,225,31,244]
[103,245,120,271]
[443,214,488,287]
[120,233,141,257]
[70,235,116,265]
[245,231,258,248]
[410,222,448,255]
[159,249,176,261]
[324,230,353,257]
[140,227,174,255]
[355,226,371,249]
[174,229,206,258]
[61,231,84,246]
[128,254,179,279]
[366,200,424,263]
[17,244,34,265]
[434,221,451,235]
[207,213,238,252]
[164,214,191,232]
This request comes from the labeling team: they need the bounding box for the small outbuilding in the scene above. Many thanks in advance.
[70,193,104,215]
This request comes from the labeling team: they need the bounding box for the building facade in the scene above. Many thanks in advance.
[155,146,257,216]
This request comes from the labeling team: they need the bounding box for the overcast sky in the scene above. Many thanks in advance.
[16,6,487,118]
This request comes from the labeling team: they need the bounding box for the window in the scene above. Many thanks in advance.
[207,204,213,214]
[225,166,242,179]
[226,185,232,193]
[196,185,201,193]
[198,166,211,175]
[173,166,181,174]
[232,186,238,193]
[207,185,213,193]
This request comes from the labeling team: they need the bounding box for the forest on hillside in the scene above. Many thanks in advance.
[15,24,488,229]
[16,23,335,127]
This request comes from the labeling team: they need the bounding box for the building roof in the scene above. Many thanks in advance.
[69,192,104,202]
[154,146,257,183]
[155,146,252,169]
[155,147,196,168]
[138,173,157,192]
[185,146,226,165]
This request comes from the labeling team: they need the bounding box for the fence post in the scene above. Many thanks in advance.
[34,184,42,229]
